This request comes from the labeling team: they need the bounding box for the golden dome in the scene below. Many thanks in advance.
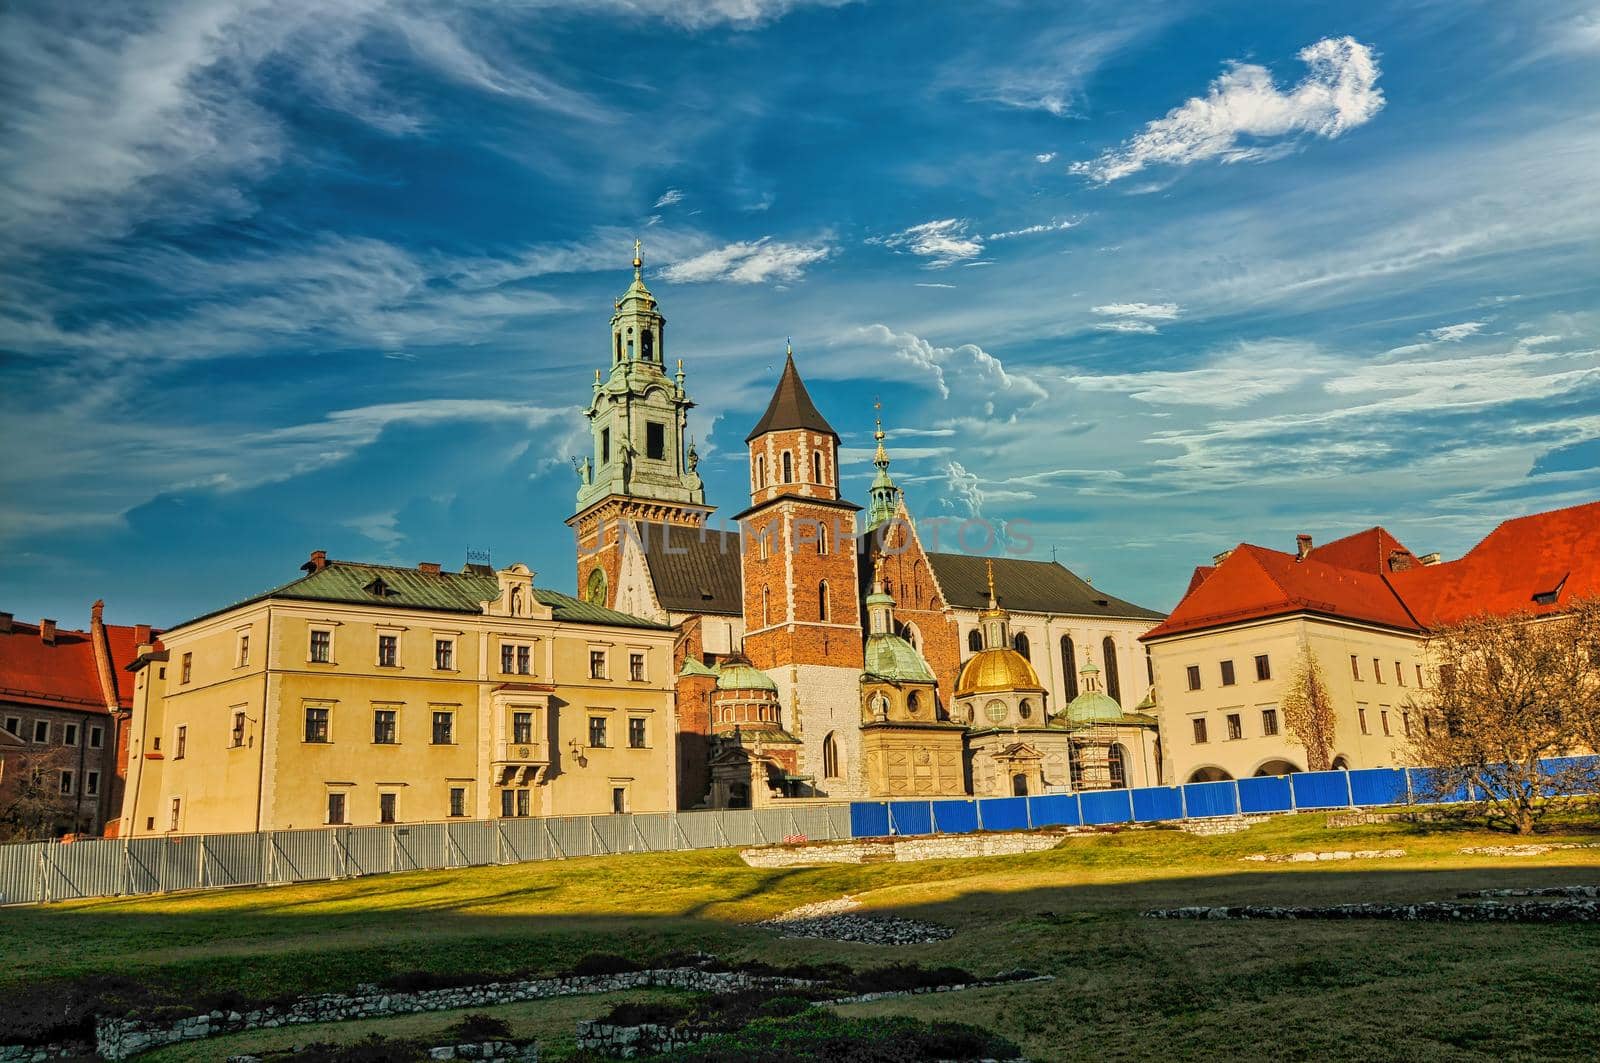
[956,647,1044,697]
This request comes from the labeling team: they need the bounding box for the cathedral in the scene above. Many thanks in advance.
[569,251,1167,808]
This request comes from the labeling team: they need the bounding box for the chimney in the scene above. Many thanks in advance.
[92,599,105,625]
[134,624,152,644]
[40,618,57,644]
[1387,549,1413,572]
[1212,549,1234,566]
[1295,534,1313,562]
[0,612,11,634]
[1420,552,1442,566]
[302,549,329,573]
[418,562,441,576]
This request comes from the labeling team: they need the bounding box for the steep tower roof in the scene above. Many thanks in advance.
[745,346,837,442]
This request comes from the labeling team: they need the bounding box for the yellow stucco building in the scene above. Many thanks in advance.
[119,552,677,836]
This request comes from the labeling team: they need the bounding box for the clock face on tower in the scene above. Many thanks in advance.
[984,699,1007,725]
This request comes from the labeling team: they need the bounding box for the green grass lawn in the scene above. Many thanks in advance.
[5,813,1600,1060]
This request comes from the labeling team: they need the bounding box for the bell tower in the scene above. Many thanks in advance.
[567,244,712,607]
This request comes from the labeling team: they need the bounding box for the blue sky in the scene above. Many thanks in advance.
[2,0,1598,629]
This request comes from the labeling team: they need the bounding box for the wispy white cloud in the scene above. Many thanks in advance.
[1072,36,1384,184]
[1428,320,1486,342]
[1093,320,1160,334]
[915,282,957,289]
[870,218,984,268]
[653,188,685,208]
[987,218,1078,241]
[659,237,834,284]
[1093,302,1181,320]
[1071,340,1326,407]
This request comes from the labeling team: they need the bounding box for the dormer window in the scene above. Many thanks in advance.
[364,577,395,598]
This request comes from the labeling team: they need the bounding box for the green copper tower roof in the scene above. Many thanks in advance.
[865,406,901,530]
[864,632,937,683]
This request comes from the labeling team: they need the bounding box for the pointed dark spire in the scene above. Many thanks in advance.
[744,344,838,443]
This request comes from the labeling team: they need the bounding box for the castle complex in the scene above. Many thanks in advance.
[568,252,1165,808]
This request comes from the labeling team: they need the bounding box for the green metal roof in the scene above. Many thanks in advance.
[180,560,669,631]
[863,632,937,684]
[1058,689,1125,726]
[715,660,779,692]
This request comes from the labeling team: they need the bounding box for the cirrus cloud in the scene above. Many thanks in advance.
[658,236,834,284]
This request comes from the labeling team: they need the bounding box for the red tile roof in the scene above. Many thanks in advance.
[1143,499,1600,641]
[0,611,153,713]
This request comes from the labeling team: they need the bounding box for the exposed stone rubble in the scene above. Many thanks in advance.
[1458,886,1600,898]
[741,830,1069,868]
[1144,901,1600,922]
[1458,842,1600,856]
[1239,849,1406,863]
[1324,811,1447,827]
[755,894,954,944]
[83,966,813,1062]
[1177,815,1276,836]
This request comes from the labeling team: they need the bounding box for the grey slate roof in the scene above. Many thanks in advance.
[744,352,837,442]
[637,524,744,616]
[926,553,1165,622]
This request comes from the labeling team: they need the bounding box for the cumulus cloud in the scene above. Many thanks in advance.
[854,325,1047,417]
[659,237,833,284]
[1072,36,1384,184]
[1428,320,1486,342]
[1035,152,1057,163]
[653,188,685,208]
[871,219,984,268]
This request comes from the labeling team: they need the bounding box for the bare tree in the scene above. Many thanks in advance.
[1406,597,1600,834]
[1280,642,1337,771]
[0,744,77,842]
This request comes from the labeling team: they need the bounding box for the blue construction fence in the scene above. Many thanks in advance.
[848,758,1600,838]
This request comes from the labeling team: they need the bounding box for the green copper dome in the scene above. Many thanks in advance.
[864,633,937,684]
[715,660,778,692]
[1059,689,1124,726]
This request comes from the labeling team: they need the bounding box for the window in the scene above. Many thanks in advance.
[89,725,103,749]
[612,787,627,814]
[59,770,74,795]
[85,770,100,796]
[1102,637,1122,704]
[181,652,193,684]
[310,629,331,663]
[33,720,49,743]
[601,426,611,465]
[449,787,466,818]
[516,789,530,817]
[500,789,514,818]
[175,725,186,759]
[1423,715,1433,737]
[238,634,250,668]
[432,711,454,745]
[374,710,397,744]
[645,421,666,461]
[2,716,17,736]
[326,793,346,825]
[1358,704,1370,734]
[517,645,531,675]
[817,522,829,555]
[379,793,397,824]
[1373,658,1383,684]
[1108,744,1127,789]
[969,629,983,653]
[823,732,840,778]
[756,454,766,488]
[589,650,607,680]
[1415,664,1425,688]
[1402,711,1412,737]
[378,634,398,667]
[169,797,181,831]
[641,328,654,361]
[501,644,514,673]
[1381,708,1391,735]
[305,707,330,743]
[1186,665,1202,691]
[1061,637,1079,699]
[513,712,533,744]
[762,586,771,626]
[1395,661,1404,686]
[812,451,823,483]
[1220,660,1236,687]
[435,639,454,670]
[629,717,647,748]
[1192,718,1208,743]
[818,580,830,622]
[1018,698,1033,720]
[1261,708,1280,736]
[781,451,793,482]
[1226,713,1242,740]
[630,652,646,682]
[64,723,78,746]
[1013,632,1030,659]
[231,711,246,747]
[1255,654,1271,681]
[589,716,608,747]
[1350,655,1360,680]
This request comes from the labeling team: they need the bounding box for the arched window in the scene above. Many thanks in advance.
[1011,773,1029,797]
[1013,632,1031,660]
[614,333,622,363]
[641,329,654,361]
[812,451,823,483]
[762,586,771,626]
[817,522,829,555]
[1061,636,1079,700]
[1102,636,1121,704]
[968,629,983,653]
[781,451,793,482]
[1108,744,1127,788]
[756,455,766,488]
[823,732,840,778]
[818,580,829,621]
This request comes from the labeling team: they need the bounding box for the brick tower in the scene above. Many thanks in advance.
[736,344,866,797]
[567,242,712,609]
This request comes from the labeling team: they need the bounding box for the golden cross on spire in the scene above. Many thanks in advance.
[985,558,996,601]
[873,395,884,442]
[632,237,642,268]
